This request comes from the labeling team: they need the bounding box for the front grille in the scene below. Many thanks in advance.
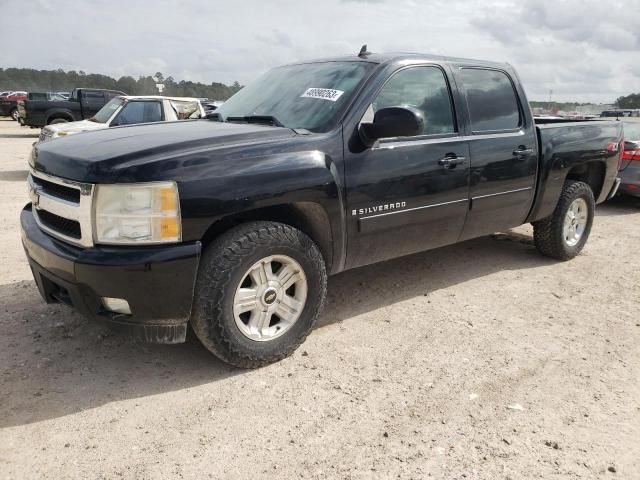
[29,169,94,247]
[32,176,80,203]
[36,209,81,239]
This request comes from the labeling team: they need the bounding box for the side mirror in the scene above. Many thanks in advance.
[359,106,424,147]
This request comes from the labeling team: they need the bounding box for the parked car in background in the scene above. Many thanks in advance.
[19,88,126,127]
[601,109,640,118]
[0,90,26,99]
[37,95,205,142]
[0,91,28,120]
[618,119,640,197]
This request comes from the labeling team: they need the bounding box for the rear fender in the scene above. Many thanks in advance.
[527,123,622,222]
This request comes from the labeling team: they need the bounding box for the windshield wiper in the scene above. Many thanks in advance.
[226,115,284,127]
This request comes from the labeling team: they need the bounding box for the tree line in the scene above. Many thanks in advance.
[0,68,242,100]
[615,93,640,109]
[529,101,596,111]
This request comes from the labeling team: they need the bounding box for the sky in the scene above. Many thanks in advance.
[1,0,638,103]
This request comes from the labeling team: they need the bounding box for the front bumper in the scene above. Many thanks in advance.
[21,205,201,343]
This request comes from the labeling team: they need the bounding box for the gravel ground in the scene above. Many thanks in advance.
[1,118,639,479]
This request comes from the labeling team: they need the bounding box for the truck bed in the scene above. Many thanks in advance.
[528,119,623,223]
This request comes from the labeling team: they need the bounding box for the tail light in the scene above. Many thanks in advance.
[623,148,640,161]
[617,137,625,170]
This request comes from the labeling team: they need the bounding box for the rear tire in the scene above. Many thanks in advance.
[48,118,69,125]
[191,221,327,368]
[533,180,595,260]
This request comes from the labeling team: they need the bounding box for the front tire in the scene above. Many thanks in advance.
[191,221,327,368]
[533,180,595,260]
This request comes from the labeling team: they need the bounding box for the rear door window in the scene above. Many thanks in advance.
[459,69,521,132]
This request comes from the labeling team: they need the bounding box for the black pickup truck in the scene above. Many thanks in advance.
[19,88,125,127]
[21,51,623,367]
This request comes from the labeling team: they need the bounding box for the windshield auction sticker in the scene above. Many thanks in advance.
[301,88,345,102]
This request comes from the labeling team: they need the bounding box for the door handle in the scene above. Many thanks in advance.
[513,147,534,158]
[438,155,466,169]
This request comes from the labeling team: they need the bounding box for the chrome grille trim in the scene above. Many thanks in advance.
[28,168,94,247]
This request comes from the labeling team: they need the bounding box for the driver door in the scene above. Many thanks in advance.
[344,65,470,269]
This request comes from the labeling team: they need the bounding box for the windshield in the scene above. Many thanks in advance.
[90,97,124,123]
[215,61,375,132]
[624,121,640,140]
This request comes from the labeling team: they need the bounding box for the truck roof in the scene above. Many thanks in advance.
[117,95,201,102]
[288,51,510,69]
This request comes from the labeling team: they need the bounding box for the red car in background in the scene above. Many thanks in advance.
[0,91,27,120]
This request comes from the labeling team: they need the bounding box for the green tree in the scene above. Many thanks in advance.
[615,94,640,109]
[0,67,240,100]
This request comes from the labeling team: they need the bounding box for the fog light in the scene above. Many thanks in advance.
[102,297,131,315]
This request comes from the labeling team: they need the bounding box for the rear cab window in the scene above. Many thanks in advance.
[459,68,521,132]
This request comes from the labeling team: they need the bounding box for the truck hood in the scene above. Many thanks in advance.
[44,119,107,137]
[31,120,298,183]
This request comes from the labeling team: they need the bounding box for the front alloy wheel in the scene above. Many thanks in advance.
[191,221,327,368]
[233,255,308,341]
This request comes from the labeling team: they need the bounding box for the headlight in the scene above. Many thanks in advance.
[94,182,181,244]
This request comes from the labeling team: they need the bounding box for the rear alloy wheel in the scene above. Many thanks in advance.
[562,198,588,247]
[533,180,595,260]
[191,221,327,368]
[10,109,18,121]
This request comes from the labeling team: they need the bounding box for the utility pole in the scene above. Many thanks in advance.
[549,89,553,103]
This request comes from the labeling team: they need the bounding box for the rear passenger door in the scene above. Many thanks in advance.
[453,67,538,240]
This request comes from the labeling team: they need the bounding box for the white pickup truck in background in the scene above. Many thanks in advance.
[37,95,205,142]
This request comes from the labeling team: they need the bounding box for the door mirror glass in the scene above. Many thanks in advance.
[359,106,424,146]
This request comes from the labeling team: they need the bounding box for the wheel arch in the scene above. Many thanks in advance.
[200,202,336,273]
[565,161,606,201]
[45,110,74,124]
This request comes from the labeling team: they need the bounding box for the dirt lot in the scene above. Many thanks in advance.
[0,117,639,479]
